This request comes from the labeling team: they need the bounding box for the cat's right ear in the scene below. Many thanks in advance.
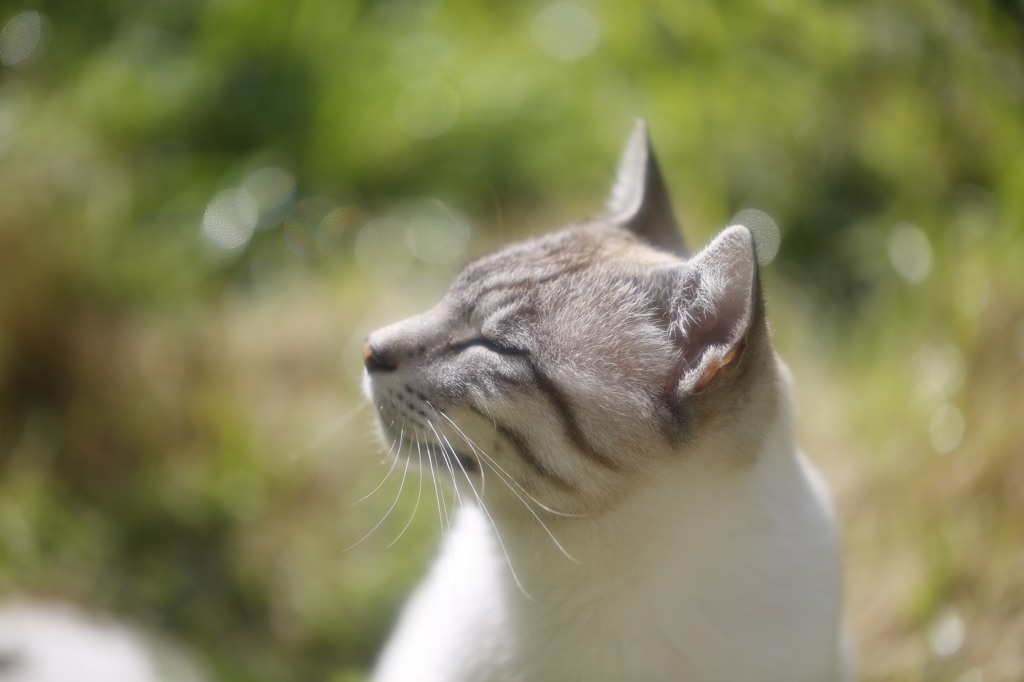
[606,119,688,256]
[669,225,758,393]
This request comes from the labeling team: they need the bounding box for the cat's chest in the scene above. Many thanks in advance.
[387,453,842,682]
[429,509,683,682]
[447,557,790,682]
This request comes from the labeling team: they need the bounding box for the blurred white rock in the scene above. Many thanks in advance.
[0,602,206,682]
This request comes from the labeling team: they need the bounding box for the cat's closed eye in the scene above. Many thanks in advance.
[456,337,530,357]
[484,338,531,356]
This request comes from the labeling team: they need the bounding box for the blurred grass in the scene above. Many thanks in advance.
[1,0,1023,680]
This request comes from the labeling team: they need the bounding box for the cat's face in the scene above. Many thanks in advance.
[363,122,777,514]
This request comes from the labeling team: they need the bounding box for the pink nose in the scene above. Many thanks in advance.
[363,337,395,372]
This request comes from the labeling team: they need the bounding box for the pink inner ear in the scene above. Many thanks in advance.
[692,339,744,392]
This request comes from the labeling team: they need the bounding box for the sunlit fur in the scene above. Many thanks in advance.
[362,123,851,682]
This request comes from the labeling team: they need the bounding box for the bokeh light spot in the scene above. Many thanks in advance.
[910,343,966,403]
[284,196,360,259]
[929,403,965,455]
[320,206,365,255]
[242,167,296,229]
[395,79,460,139]
[531,3,600,61]
[401,199,471,265]
[0,11,46,67]
[203,188,258,253]
[929,609,966,656]
[888,222,933,284]
[355,217,415,279]
[729,208,780,265]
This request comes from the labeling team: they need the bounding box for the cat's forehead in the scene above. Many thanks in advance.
[452,223,679,297]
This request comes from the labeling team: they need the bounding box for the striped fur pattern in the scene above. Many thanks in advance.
[363,121,850,682]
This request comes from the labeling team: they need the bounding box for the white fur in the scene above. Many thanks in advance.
[372,374,851,682]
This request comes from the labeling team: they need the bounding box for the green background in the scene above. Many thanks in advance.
[1,0,1022,679]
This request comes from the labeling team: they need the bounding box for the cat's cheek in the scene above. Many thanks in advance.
[436,353,524,399]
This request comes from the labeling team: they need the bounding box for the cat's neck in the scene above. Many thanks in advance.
[450,369,844,680]
[487,371,819,584]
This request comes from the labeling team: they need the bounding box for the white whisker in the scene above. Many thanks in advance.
[421,435,448,551]
[439,423,535,601]
[428,408,580,563]
[343,439,412,553]
[388,435,424,548]
[353,427,404,506]
[474,453,580,564]
[436,410,585,519]
[428,421,466,513]
[430,441,454,535]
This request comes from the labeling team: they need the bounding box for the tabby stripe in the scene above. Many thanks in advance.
[465,265,594,315]
[528,363,623,471]
[493,422,577,491]
[464,279,551,316]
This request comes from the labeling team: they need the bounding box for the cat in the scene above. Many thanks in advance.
[362,120,853,682]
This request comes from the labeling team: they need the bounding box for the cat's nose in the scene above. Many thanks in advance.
[363,337,397,373]
[364,311,441,372]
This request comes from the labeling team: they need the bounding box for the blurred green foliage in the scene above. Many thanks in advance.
[1,0,1023,680]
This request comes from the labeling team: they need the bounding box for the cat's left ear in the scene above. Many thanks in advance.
[671,225,758,393]
[606,119,688,256]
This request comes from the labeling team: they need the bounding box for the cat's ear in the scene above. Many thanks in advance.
[606,119,688,256]
[672,225,758,392]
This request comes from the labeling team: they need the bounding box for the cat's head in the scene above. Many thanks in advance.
[362,121,780,514]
